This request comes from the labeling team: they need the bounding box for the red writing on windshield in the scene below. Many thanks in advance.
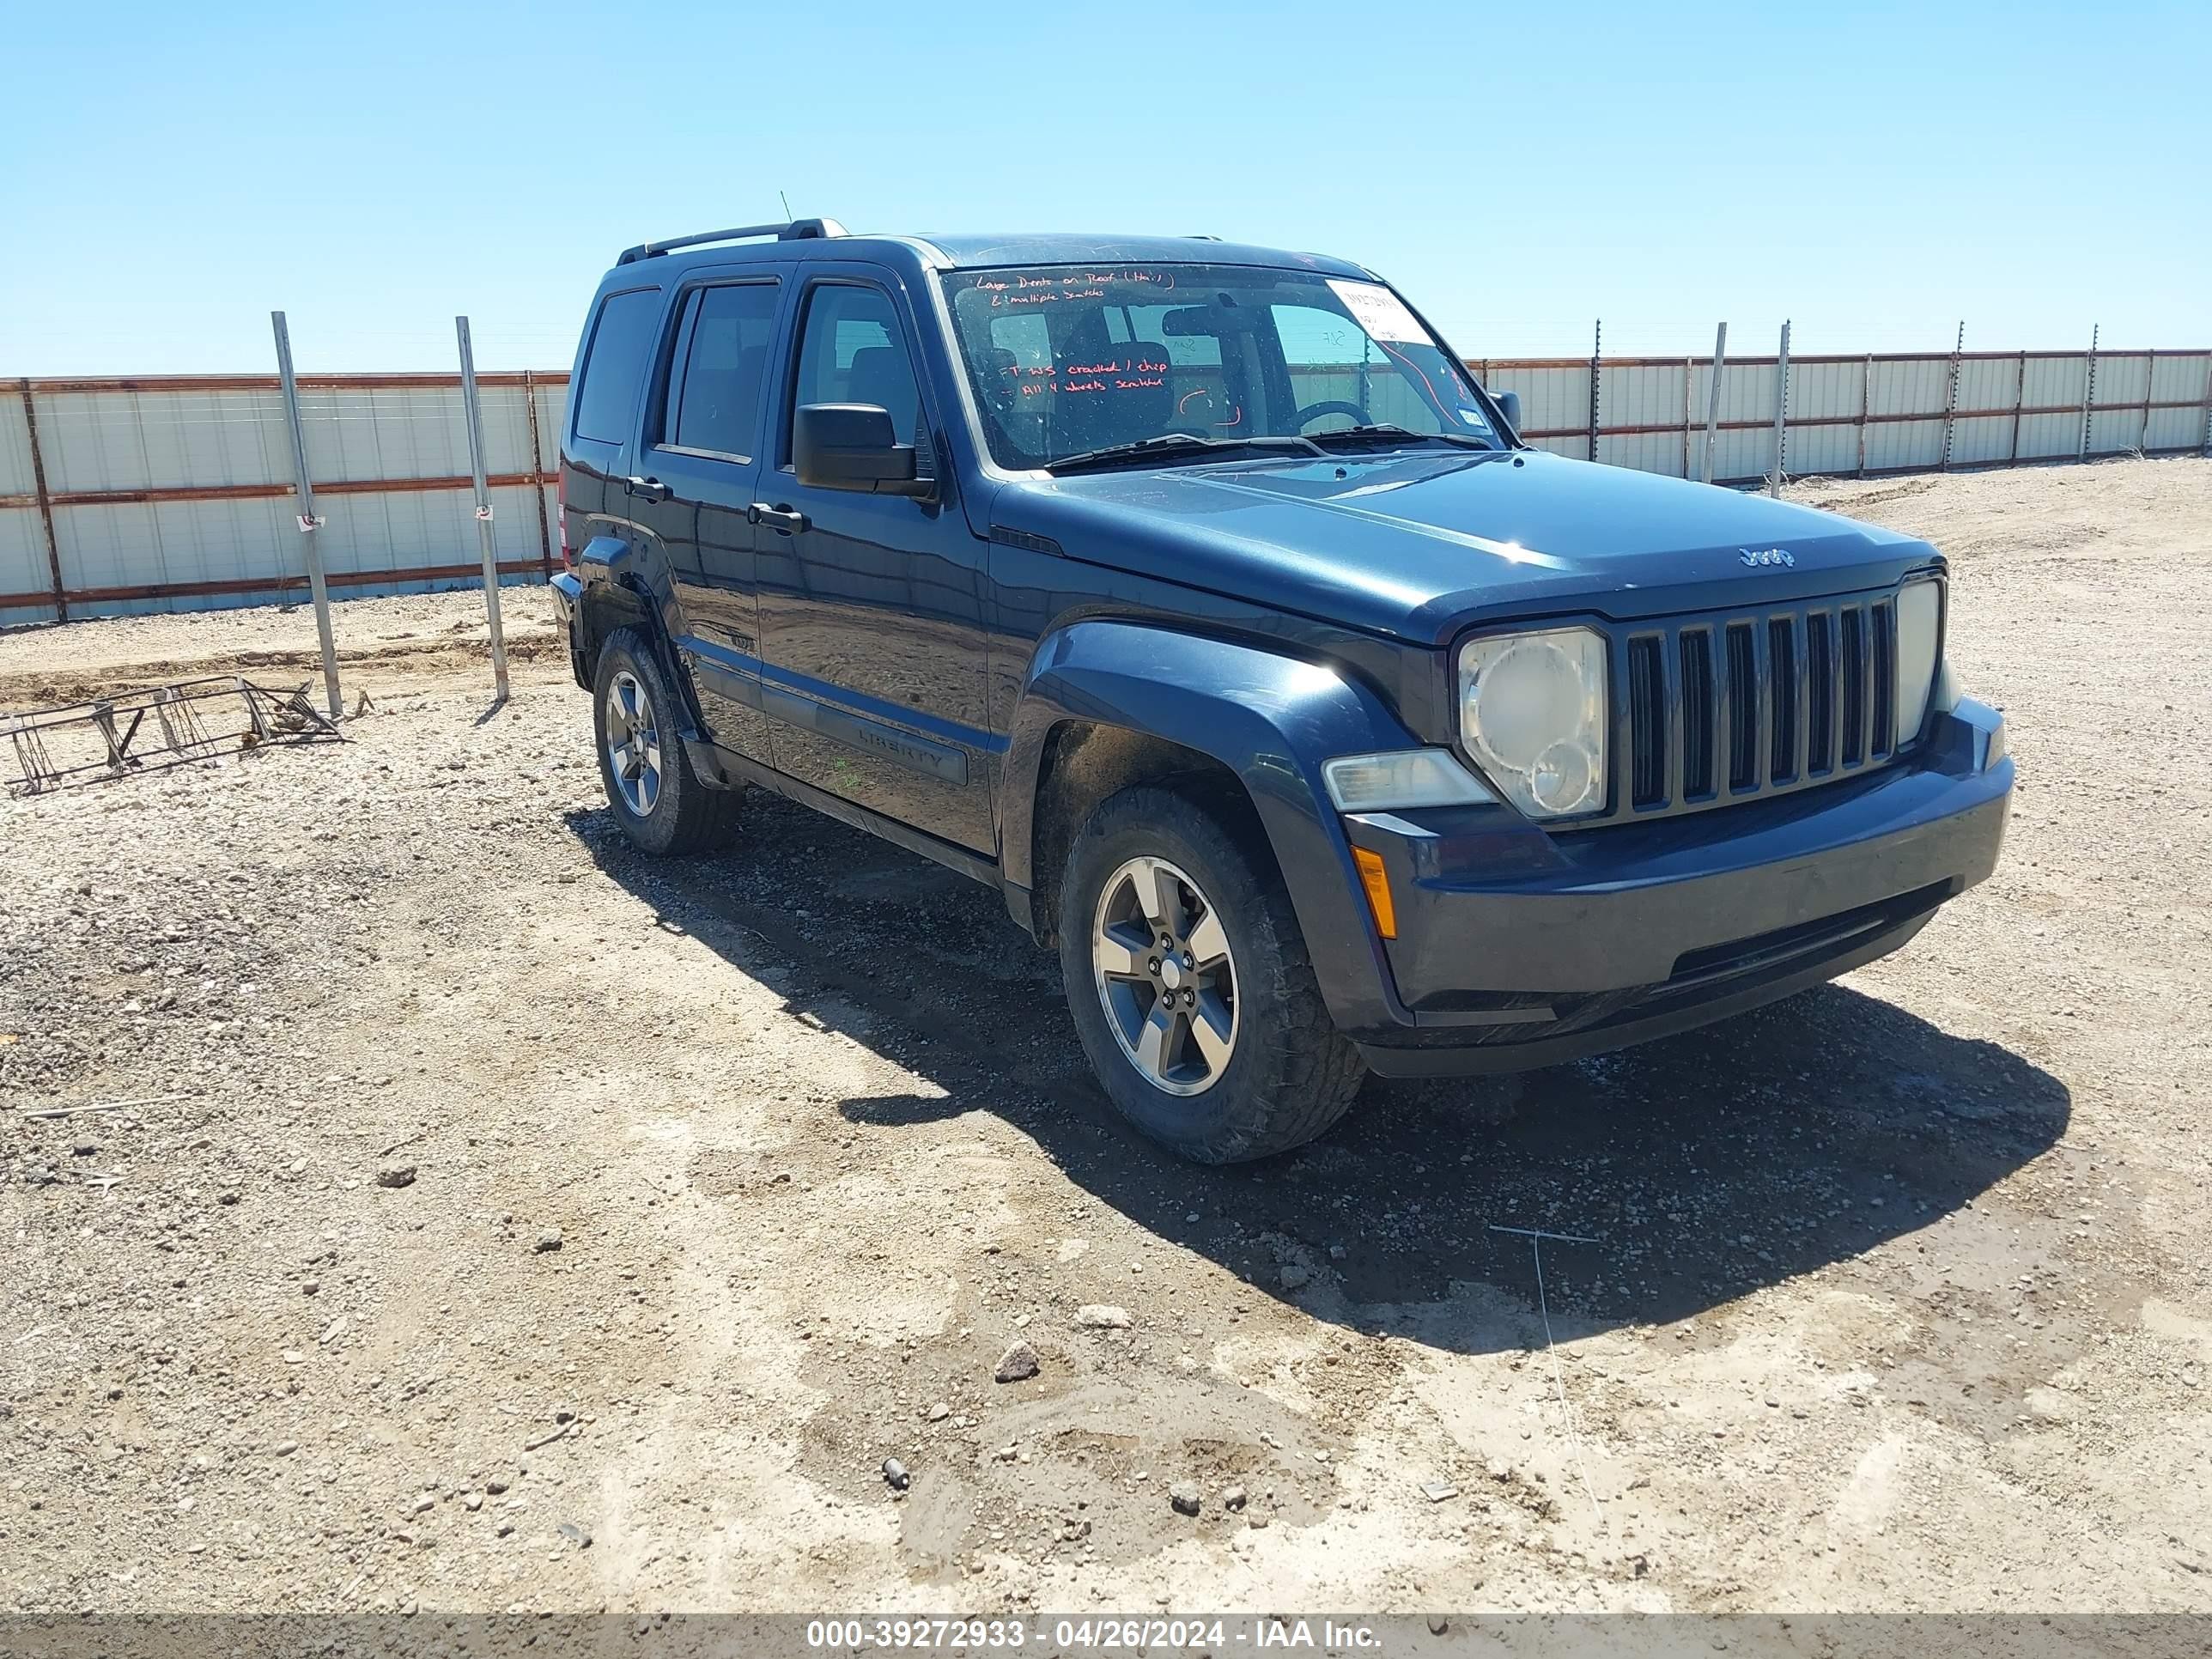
[973,269,1181,309]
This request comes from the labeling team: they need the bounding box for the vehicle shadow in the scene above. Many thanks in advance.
[562,790,2069,1356]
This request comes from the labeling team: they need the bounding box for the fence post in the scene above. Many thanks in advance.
[1941,320,1964,471]
[2078,323,2098,459]
[1767,319,1790,497]
[15,378,68,623]
[523,368,554,576]
[2201,349,2212,456]
[1588,319,1601,463]
[270,312,342,720]
[1856,354,1872,477]
[1699,321,1727,483]
[2009,349,2027,465]
[1681,356,1693,477]
[455,317,512,703]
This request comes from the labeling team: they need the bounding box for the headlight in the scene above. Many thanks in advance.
[1895,580,1943,745]
[1457,626,1607,818]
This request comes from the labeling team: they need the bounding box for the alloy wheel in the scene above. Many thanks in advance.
[1090,854,1238,1097]
[604,669,663,817]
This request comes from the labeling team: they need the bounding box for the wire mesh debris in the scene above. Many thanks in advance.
[5,677,341,797]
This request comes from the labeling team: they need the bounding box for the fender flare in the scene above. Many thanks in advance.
[1003,619,1423,1035]
[574,534,708,741]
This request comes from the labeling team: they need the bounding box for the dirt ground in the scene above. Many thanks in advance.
[3,457,2209,1618]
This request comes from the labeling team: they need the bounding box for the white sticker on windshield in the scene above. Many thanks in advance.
[1327,279,1429,343]
[1458,407,1494,432]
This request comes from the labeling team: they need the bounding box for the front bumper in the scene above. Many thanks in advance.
[1340,698,2012,1075]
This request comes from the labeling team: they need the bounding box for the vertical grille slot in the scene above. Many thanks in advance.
[1806,611,1834,774]
[1766,616,1798,784]
[1680,627,1714,798]
[1724,622,1758,792]
[1839,605,1867,765]
[1627,636,1666,808]
[1870,599,1896,758]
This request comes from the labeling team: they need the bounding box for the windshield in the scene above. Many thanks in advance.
[939,263,1498,471]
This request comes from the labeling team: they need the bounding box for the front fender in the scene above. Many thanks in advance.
[1004,621,1423,1036]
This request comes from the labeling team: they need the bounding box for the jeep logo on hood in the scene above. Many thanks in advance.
[1740,546,1797,568]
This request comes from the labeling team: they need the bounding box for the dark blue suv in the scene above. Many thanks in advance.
[551,221,2013,1163]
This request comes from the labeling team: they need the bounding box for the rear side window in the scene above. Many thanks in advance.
[665,283,781,459]
[572,289,662,444]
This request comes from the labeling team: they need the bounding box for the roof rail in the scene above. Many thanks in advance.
[1184,234,1224,241]
[616,217,848,266]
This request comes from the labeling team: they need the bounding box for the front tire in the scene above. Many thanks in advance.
[592,627,740,856]
[1057,783,1365,1164]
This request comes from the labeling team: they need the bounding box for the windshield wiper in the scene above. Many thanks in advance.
[1303,422,1495,452]
[1044,433,1328,475]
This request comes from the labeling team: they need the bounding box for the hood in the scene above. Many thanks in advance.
[991,448,1938,644]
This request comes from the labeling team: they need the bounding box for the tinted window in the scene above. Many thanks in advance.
[791,285,925,459]
[573,289,661,445]
[666,283,780,459]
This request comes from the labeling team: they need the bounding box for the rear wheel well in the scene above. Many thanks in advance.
[574,579,650,688]
[1028,722,1265,948]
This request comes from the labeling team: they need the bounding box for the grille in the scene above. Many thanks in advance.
[1618,590,1904,821]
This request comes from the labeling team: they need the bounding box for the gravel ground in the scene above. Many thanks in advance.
[3,457,2208,1616]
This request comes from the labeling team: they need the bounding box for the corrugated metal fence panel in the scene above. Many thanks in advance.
[0,391,39,497]
[1865,419,1946,473]
[2148,355,2212,450]
[1709,362,1778,483]
[2087,354,2154,455]
[533,380,568,469]
[1950,416,2015,467]
[300,385,470,483]
[1596,362,1690,477]
[314,483,544,580]
[1782,360,1862,477]
[35,386,293,493]
[0,392,60,623]
[1486,363,1589,451]
[1948,358,2023,467]
[2016,356,2088,460]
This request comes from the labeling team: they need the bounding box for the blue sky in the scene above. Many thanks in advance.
[3,1,2207,374]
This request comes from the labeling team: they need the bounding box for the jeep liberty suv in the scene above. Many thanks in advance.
[551,220,2013,1164]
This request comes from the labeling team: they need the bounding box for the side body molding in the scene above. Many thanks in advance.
[1000,620,1425,1036]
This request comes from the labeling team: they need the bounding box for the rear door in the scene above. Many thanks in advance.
[628,276,783,763]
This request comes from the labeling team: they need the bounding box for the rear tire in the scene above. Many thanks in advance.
[1057,783,1365,1164]
[592,627,741,856]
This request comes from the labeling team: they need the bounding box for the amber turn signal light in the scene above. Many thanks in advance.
[1352,846,1397,939]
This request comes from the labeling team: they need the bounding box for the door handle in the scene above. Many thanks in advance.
[748,502,809,533]
[624,476,672,503]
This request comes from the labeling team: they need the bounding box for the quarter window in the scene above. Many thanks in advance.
[573,288,662,445]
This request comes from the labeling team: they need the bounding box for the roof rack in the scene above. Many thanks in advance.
[616,217,848,266]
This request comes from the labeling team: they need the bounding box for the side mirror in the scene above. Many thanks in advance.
[1494,389,1522,435]
[793,403,929,496]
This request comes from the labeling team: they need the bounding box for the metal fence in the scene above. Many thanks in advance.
[1485,341,2212,484]
[5,340,2210,628]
